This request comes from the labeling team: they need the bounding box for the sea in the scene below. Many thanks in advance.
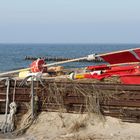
[0,44,139,72]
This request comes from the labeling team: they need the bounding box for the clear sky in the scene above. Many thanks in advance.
[0,0,140,43]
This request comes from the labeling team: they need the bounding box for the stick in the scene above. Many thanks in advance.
[0,68,31,77]
[45,56,87,67]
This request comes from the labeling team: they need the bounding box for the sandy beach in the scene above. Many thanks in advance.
[0,112,140,140]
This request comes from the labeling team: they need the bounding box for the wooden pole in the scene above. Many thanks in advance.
[31,76,34,119]
[45,56,87,67]
[0,68,31,77]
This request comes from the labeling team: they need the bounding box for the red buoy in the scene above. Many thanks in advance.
[30,59,46,73]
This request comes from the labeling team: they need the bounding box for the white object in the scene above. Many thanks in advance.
[67,73,75,80]
[27,72,42,81]
[87,54,96,61]
[90,70,101,75]
[7,102,17,132]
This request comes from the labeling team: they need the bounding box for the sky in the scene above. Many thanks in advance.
[0,0,140,44]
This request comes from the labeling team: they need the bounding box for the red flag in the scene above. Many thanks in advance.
[99,48,140,64]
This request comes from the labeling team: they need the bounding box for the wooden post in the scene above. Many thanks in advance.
[31,76,34,119]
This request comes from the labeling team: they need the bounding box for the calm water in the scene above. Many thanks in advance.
[0,44,139,71]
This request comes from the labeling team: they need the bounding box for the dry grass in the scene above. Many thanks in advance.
[62,135,96,140]
[68,115,88,133]
[13,110,33,136]
[69,120,87,133]
[38,79,117,118]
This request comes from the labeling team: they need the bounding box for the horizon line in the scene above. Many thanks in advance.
[0,42,140,45]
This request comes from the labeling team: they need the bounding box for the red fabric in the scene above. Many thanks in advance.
[134,49,140,58]
[100,49,140,64]
[120,75,140,84]
[84,65,140,81]
[105,65,136,75]
[87,64,110,71]
[84,73,111,80]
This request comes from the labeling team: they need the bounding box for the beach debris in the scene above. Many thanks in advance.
[18,70,30,79]
[47,66,64,72]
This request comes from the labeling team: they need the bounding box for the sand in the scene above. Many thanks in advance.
[0,112,140,140]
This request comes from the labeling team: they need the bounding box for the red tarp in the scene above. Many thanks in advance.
[86,64,110,71]
[85,48,140,84]
[100,48,140,64]
[84,65,140,82]
[120,75,140,84]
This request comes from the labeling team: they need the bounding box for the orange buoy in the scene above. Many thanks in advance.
[30,59,46,73]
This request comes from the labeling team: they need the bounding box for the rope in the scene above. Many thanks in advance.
[7,102,17,132]
[6,79,17,132]
[19,73,44,87]
[1,78,10,133]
